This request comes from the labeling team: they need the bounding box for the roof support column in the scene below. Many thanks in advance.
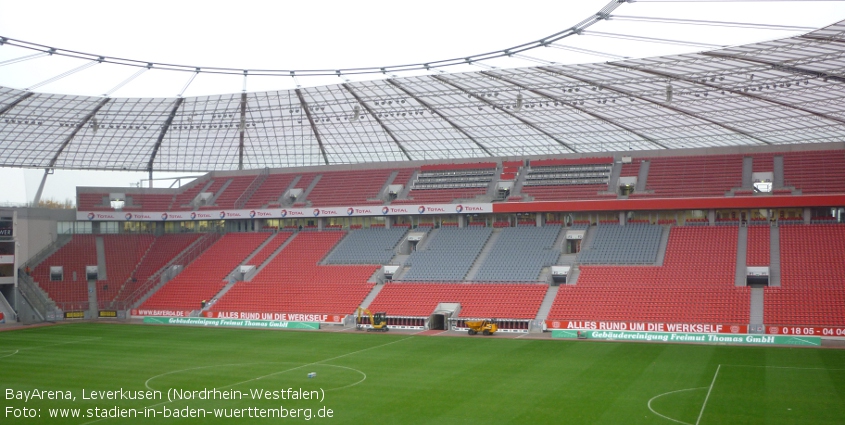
[386,78,493,157]
[239,92,247,170]
[432,74,578,153]
[32,168,52,206]
[295,89,330,165]
[148,97,184,180]
[0,92,34,117]
[481,70,665,150]
[539,66,764,147]
[342,83,413,160]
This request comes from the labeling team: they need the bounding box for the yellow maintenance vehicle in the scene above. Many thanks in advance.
[465,319,498,336]
[356,308,389,332]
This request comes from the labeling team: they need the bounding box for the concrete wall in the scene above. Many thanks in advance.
[4,208,76,263]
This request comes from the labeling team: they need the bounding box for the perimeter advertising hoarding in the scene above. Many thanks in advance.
[77,203,493,221]
[552,330,821,346]
[204,311,343,323]
[143,316,320,330]
[546,320,748,334]
[766,325,845,336]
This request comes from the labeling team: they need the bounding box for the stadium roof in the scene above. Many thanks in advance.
[1,19,845,172]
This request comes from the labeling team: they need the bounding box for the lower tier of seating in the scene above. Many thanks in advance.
[548,226,748,324]
[210,232,377,315]
[139,233,271,310]
[367,283,548,319]
[765,224,845,326]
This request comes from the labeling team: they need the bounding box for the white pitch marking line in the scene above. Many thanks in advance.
[81,336,414,425]
[647,387,707,425]
[696,364,721,425]
[0,337,101,360]
[720,364,845,371]
[0,349,19,359]
[225,335,413,389]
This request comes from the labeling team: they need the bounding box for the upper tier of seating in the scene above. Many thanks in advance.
[139,233,271,310]
[782,150,845,194]
[392,187,488,204]
[519,184,613,202]
[244,173,298,208]
[402,227,493,281]
[367,283,547,319]
[765,224,845,326]
[306,169,394,207]
[633,155,744,198]
[404,162,496,195]
[523,162,611,186]
[211,175,261,209]
[473,226,562,282]
[578,224,664,265]
[548,226,749,324]
[78,148,845,210]
[210,232,376,315]
[323,228,407,264]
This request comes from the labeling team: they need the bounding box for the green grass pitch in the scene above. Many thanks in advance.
[2,323,844,424]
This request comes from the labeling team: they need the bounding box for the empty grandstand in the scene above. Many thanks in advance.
[473,225,562,281]
[2,17,845,349]
[401,227,493,281]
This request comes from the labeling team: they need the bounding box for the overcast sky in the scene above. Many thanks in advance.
[1,0,843,205]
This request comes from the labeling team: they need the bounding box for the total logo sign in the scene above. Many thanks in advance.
[87,212,96,221]
[190,212,215,220]
[313,209,339,217]
[219,211,245,219]
[348,208,374,215]
[457,204,485,213]
[161,213,168,221]
[280,209,288,218]
[382,206,390,215]
[126,212,153,220]
[249,210,273,218]
[418,205,446,214]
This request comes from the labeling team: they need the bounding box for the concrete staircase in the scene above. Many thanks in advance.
[750,287,764,326]
[654,226,670,266]
[464,228,501,281]
[735,226,748,286]
[246,233,299,281]
[534,285,558,322]
[742,156,753,189]
[636,160,650,192]
[769,226,781,286]
[278,175,302,207]
[358,283,386,310]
